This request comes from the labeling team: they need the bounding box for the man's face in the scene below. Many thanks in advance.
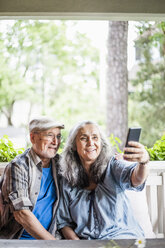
[30,127,62,160]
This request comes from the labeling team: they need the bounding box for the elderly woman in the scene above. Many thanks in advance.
[57,120,149,240]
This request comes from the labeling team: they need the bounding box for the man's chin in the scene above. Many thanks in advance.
[49,153,57,158]
[45,151,57,159]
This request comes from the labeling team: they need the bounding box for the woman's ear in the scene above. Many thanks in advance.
[72,144,77,151]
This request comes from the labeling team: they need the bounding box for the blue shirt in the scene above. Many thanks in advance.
[20,164,56,239]
[57,157,145,240]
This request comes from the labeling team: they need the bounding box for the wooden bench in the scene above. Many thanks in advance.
[146,161,165,238]
[0,161,165,238]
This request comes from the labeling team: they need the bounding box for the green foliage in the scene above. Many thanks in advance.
[0,20,100,126]
[58,129,68,154]
[129,21,165,147]
[146,134,165,161]
[0,135,24,162]
[0,57,34,125]
[109,134,122,154]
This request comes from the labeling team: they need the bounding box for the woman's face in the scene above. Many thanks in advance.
[76,124,102,166]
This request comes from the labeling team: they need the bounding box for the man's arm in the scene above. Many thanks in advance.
[14,209,56,240]
[61,226,80,240]
[123,141,150,187]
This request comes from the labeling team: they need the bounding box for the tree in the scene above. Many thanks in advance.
[0,20,41,125]
[106,21,128,149]
[0,20,100,127]
[130,22,165,146]
[0,56,34,125]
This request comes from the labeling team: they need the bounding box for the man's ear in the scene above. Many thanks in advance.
[30,132,35,144]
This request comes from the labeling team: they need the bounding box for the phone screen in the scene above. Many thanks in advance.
[125,127,141,152]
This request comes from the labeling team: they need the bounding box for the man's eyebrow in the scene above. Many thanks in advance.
[47,132,61,135]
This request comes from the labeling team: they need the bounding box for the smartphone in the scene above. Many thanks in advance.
[125,127,141,153]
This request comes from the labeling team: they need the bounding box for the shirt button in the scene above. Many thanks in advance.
[35,192,38,195]
[38,177,41,179]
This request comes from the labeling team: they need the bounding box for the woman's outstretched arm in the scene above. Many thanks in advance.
[123,141,149,187]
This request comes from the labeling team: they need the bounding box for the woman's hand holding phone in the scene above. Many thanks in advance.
[124,127,141,152]
[123,127,149,164]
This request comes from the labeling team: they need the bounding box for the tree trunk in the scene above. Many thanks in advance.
[2,103,14,126]
[106,21,128,149]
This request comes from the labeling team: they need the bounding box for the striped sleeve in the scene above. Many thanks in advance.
[2,161,33,211]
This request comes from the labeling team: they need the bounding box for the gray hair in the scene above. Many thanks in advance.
[29,116,64,133]
[59,120,112,188]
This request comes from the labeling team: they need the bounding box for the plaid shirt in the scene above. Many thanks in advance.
[0,148,60,239]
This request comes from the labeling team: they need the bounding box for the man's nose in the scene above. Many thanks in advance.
[52,136,58,144]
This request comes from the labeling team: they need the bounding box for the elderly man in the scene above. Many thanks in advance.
[0,116,64,240]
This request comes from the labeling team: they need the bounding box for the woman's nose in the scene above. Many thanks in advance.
[87,137,93,145]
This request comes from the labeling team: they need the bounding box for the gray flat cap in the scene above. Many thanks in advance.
[29,116,64,132]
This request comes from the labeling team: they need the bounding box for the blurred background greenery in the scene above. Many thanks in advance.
[0,20,165,151]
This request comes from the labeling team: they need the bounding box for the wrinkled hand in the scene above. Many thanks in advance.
[123,141,149,164]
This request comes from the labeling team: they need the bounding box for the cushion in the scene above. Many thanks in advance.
[126,187,156,238]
